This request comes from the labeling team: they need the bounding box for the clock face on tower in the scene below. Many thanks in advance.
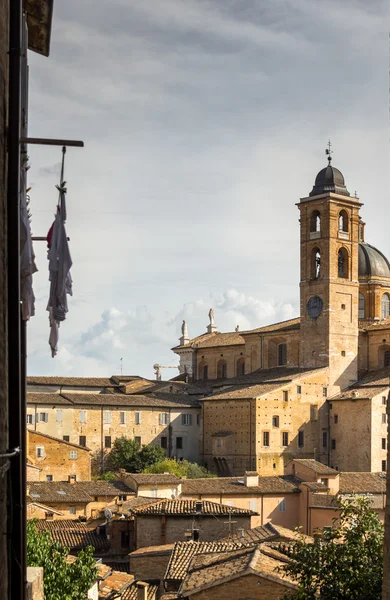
[307,295,323,318]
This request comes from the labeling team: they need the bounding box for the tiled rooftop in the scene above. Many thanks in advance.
[28,480,132,503]
[172,331,245,351]
[291,459,339,476]
[99,571,134,598]
[32,519,109,551]
[339,472,387,494]
[129,499,256,517]
[181,475,301,495]
[331,368,390,401]
[27,376,118,387]
[310,493,385,510]
[122,583,159,600]
[241,317,301,335]
[27,391,201,408]
[126,473,182,485]
[205,367,328,400]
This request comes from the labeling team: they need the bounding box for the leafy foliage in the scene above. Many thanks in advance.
[106,436,166,473]
[27,520,97,600]
[144,458,216,478]
[279,496,384,600]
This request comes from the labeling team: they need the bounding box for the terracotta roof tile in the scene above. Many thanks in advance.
[331,368,390,401]
[27,376,118,387]
[339,472,386,494]
[28,481,131,503]
[172,331,244,351]
[310,493,385,510]
[205,367,328,400]
[126,473,182,485]
[122,583,159,600]
[181,475,300,495]
[129,499,256,516]
[290,459,338,476]
[99,571,134,598]
[27,392,200,408]
[32,520,109,551]
[241,317,301,335]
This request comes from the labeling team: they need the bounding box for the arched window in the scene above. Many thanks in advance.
[311,248,321,279]
[236,357,245,376]
[310,210,321,233]
[278,343,287,366]
[217,359,227,379]
[358,293,365,319]
[339,210,348,232]
[338,248,348,278]
[198,361,208,380]
[381,293,390,319]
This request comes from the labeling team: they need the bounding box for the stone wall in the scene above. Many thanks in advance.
[129,545,172,581]
[28,430,91,481]
[135,514,251,549]
[26,567,44,600]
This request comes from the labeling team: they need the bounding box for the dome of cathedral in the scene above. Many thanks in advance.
[309,165,350,197]
[359,243,390,279]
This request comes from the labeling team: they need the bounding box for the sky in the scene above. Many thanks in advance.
[26,0,389,380]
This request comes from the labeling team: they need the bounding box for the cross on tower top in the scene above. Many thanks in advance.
[325,140,333,165]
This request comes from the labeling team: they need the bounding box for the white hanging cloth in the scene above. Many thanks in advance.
[46,147,73,357]
[20,156,38,320]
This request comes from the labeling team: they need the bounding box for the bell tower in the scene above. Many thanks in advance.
[298,145,361,391]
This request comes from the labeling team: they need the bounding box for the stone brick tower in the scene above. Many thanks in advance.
[298,149,361,391]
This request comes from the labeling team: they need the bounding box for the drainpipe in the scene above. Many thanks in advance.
[327,400,331,466]
[261,495,264,526]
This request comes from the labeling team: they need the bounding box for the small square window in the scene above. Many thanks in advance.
[105,436,111,449]
[322,432,328,448]
[297,385,302,394]
[382,396,387,406]
[341,351,346,357]
[283,391,288,402]
[322,387,328,397]
[56,410,63,422]
[79,435,86,447]
[120,412,126,425]
[104,410,111,424]
[161,436,168,449]
[382,438,386,450]
[79,410,87,424]
[331,439,336,450]
[282,432,289,447]
[278,499,286,512]
[341,304,346,310]
[159,413,169,426]
[134,436,141,447]
[382,460,387,472]
[26,414,34,425]
[70,451,78,459]
[36,447,44,458]
[334,415,338,424]
[263,432,270,447]
[63,435,70,442]
[135,412,141,425]
[46,475,53,482]
[38,413,48,423]
[69,506,76,515]
[176,437,183,450]
[382,413,387,424]
[272,416,279,428]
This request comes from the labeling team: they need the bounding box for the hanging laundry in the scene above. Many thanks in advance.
[46,147,73,357]
[20,156,38,320]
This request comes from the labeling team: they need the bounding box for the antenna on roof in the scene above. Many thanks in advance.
[325,140,333,165]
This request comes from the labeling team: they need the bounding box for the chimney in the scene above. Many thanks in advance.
[244,471,259,487]
[68,475,77,484]
[195,501,203,513]
[136,582,150,600]
[26,484,30,497]
[235,325,239,332]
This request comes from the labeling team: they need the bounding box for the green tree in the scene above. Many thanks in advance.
[144,458,216,478]
[27,520,97,600]
[279,496,384,600]
[106,436,165,473]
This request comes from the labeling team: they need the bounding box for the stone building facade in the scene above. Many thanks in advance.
[171,157,390,476]
[27,429,91,481]
[26,389,201,474]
